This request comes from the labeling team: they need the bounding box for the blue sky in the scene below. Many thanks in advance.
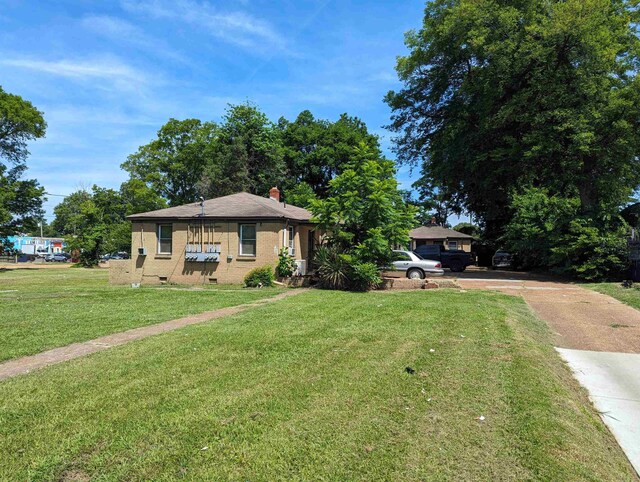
[1,0,426,221]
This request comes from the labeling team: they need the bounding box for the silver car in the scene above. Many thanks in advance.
[392,250,444,279]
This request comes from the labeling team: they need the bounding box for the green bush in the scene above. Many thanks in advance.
[349,261,382,292]
[275,247,297,278]
[551,221,630,281]
[503,187,631,280]
[313,245,381,291]
[244,265,275,287]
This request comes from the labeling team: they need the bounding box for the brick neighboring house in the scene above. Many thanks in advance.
[110,188,317,285]
[409,225,473,252]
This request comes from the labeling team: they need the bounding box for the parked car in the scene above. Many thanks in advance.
[52,253,70,262]
[44,253,56,262]
[492,250,514,269]
[413,244,475,272]
[101,252,129,261]
[391,250,444,279]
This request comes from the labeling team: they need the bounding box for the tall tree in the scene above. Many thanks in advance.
[52,182,166,264]
[311,143,416,266]
[278,110,382,199]
[385,0,640,241]
[209,103,285,197]
[0,86,46,252]
[123,103,288,205]
[122,118,218,206]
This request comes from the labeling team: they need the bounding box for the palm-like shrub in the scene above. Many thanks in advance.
[313,245,381,291]
[314,245,350,290]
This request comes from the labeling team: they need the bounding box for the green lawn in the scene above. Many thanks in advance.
[0,268,283,362]
[0,289,633,481]
[589,282,640,311]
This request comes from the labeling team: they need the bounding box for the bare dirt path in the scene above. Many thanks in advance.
[0,289,307,382]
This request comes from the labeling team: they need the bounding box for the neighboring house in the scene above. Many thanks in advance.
[409,225,473,252]
[111,188,317,285]
[7,236,65,255]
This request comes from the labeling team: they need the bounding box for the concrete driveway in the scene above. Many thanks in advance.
[456,269,640,475]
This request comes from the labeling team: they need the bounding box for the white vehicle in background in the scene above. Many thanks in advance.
[391,250,444,279]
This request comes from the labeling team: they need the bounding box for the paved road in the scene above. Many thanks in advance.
[456,270,640,475]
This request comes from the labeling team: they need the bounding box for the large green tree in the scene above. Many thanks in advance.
[278,110,382,199]
[0,86,46,252]
[122,118,217,206]
[123,105,384,209]
[311,143,416,266]
[386,0,640,242]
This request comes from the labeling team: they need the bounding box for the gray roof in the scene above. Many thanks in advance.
[128,192,313,222]
[409,225,473,240]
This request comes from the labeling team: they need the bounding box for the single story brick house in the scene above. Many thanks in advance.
[110,188,317,285]
[409,225,473,252]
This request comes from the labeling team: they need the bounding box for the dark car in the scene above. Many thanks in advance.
[492,250,514,269]
[413,244,475,272]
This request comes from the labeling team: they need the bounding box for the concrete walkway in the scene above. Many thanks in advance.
[556,348,640,475]
[0,289,307,382]
[457,272,640,475]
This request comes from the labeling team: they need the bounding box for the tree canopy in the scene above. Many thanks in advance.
[311,143,416,266]
[0,86,46,251]
[53,182,165,265]
[122,104,382,208]
[278,110,382,199]
[386,0,640,236]
[385,0,640,278]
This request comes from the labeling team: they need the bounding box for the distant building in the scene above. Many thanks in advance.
[7,236,65,255]
[409,226,473,252]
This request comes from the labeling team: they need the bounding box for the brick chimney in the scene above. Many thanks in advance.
[269,186,280,202]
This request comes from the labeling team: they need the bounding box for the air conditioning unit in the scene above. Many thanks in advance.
[138,247,147,256]
[294,259,307,276]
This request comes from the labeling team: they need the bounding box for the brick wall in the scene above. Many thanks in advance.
[116,220,312,285]
[109,259,132,285]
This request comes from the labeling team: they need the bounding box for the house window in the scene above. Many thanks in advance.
[157,224,172,254]
[239,224,256,256]
[288,226,295,255]
[448,240,458,250]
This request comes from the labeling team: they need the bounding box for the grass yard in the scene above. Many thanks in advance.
[0,268,283,362]
[589,281,640,311]
[0,289,634,481]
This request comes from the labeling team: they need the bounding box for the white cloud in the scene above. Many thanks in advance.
[1,56,149,90]
[121,0,285,50]
[0,58,146,83]
[80,15,185,62]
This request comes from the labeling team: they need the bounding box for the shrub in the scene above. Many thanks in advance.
[275,247,297,278]
[313,245,381,291]
[349,261,382,291]
[314,245,350,290]
[244,265,275,287]
[551,221,630,281]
